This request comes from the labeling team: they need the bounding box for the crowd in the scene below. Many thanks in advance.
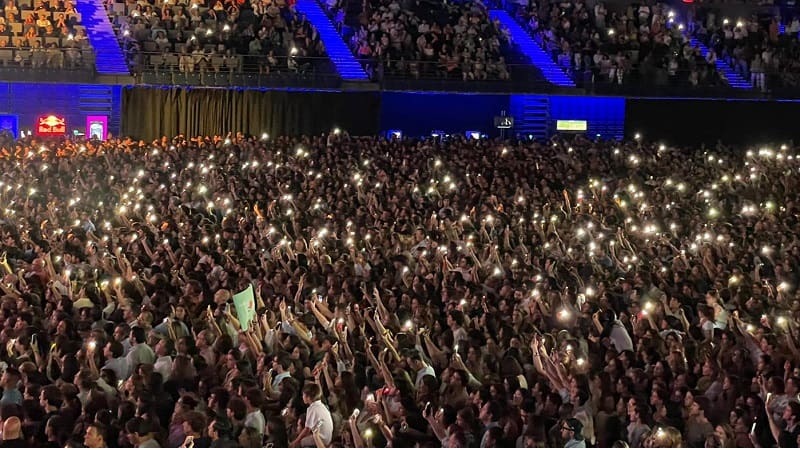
[515,1,726,88]
[330,0,511,81]
[688,9,800,91]
[0,130,795,448]
[0,0,91,70]
[107,0,326,75]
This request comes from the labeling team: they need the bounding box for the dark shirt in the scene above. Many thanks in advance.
[210,438,239,448]
[0,437,26,447]
[779,427,799,449]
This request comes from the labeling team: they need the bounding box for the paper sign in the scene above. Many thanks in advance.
[233,284,256,331]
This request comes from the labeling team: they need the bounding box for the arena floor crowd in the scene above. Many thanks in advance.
[0,131,794,448]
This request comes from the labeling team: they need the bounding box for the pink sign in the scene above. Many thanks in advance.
[85,115,108,140]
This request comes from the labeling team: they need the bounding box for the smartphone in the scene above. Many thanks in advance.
[751,421,757,434]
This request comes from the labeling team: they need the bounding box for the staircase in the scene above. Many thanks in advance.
[488,10,575,87]
[295,0,368,81]
[510,95,550,140]
[689,38,751,89]
[75,0,129,75]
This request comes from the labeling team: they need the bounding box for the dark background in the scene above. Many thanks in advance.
[114,86,800,146]
[625,98,800,146]
[122,87,382,140]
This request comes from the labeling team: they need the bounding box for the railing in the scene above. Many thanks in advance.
[0,46,96,81]
[356,58,558,93]
[130,52,341,87]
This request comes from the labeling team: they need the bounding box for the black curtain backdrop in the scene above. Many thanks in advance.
[121,87,381,140]
[625,99,800,146]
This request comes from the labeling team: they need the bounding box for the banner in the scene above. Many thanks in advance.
[86,115,108,140]
[36,115,66,136]
[233,284,256,331]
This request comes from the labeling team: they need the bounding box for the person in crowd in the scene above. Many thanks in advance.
[0,129,793,450]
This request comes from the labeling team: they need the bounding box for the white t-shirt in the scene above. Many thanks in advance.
[416,364,436,388]
[305,400,333,445]
[154,355,172,381]
[245,409,265,436]
[609,321,633,352]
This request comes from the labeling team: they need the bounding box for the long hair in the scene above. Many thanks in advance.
[336,371,361,415]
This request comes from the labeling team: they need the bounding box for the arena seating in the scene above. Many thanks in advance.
[0,0,94,71]
[105,0,329,76]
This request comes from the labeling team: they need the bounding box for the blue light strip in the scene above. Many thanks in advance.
[689,38,751,89]
[294,0,368,81]
[488,10,574,87]
[75,0,129,75]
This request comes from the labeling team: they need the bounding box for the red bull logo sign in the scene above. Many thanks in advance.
[36,115,66,136]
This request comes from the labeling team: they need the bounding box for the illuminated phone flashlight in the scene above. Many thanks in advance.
[558,308,571,321]
[87,340,96,351]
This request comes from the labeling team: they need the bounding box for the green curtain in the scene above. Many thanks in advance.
[121,87,381,140]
